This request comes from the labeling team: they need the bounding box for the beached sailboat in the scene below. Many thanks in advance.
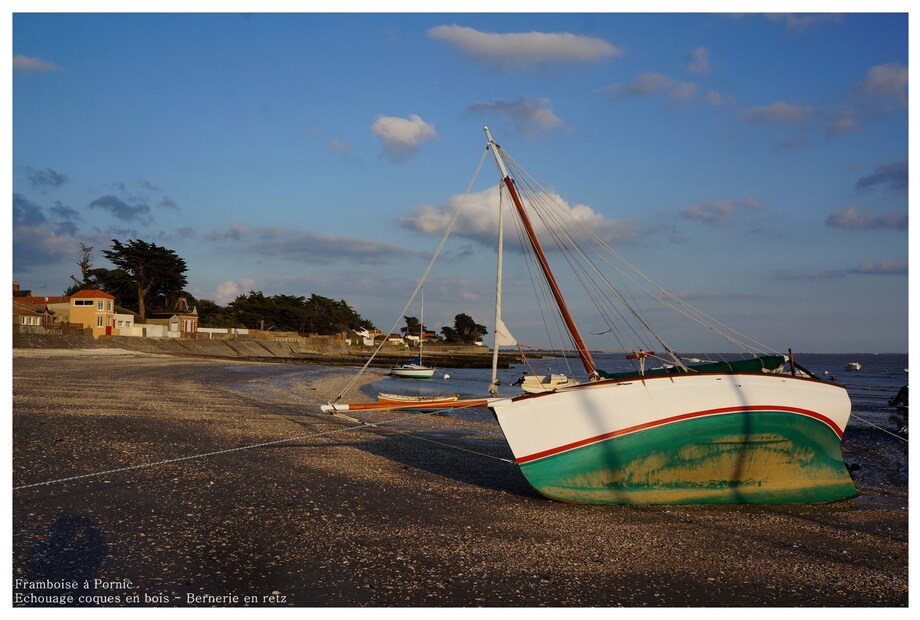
[325,127,857,505]
[391,288,435,379]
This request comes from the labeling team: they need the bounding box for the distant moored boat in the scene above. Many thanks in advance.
[391,287,435,379]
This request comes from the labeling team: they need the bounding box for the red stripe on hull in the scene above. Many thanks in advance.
[514,405,844,464]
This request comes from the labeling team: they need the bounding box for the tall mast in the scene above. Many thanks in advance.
[419,286,424,364]
[483,126,599,380]
[489,177,506,394]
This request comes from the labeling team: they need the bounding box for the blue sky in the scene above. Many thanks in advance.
[9,9,910,353]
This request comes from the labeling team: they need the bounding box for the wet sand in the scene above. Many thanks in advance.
[12,351,908,607]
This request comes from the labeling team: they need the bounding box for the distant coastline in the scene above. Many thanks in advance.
[11,333,521,369]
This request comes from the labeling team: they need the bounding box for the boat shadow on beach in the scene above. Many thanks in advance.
[283,414,541,499]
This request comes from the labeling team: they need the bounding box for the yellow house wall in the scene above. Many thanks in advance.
[70,298,117,338]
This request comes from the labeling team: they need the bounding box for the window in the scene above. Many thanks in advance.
[97,300,104,310]
[106,301,112,311]
[97,317,104,327]
[74,300,92,306]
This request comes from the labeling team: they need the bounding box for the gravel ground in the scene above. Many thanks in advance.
[12,351,908,607]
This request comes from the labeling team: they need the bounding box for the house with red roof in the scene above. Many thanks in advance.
[13,294,72,322]
[12,281,72,331]
[69,289,117,338]
[146,297,198,338]
[12,301,51,328]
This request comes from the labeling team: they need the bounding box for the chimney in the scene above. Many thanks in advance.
[13,282,20,291]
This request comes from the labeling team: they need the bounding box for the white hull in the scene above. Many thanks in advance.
[489,372,855,503]
[390,364,435,379]
[493,373,850,461]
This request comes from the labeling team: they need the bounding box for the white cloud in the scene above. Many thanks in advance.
[207,224,422,264]
[825,112,859,137]
[13,193,89,268]
[686,46,710,74]
[705,89,736,107]
[778,136,807,150]
[13,224,81,267]
[13,54,62,73]
[680,198,764,226]
[466,97,565,137]
[766,14,843,32]
[852,260,908,275]
[825,205,907,230]
[605,72,698,103]
[856,63,908,108]
[681,201,735,225]
[209,279,258,304]
[371,114,437,161]
[855,160,908,192]
[427,25,621,70]
[737,197,763,210]
[327,139,352,154]
[739,102,815,124]
[399,185,638,248]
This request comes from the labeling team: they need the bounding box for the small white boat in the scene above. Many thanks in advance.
[518,374,579,394]
[846,362,862,371]
[390,361,435,379]
[391,287,435,379]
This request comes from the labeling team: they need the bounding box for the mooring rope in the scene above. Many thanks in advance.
[367,425,515,464]
[13,408,512,492]
[850,413,909,443]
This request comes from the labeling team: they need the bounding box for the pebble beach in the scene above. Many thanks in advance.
[12,349,909,607]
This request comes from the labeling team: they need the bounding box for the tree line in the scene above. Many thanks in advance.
[400,312,487,345]
[64,239,488,343]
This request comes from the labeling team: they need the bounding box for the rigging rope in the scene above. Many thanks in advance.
[14,421,376,491]
[507,201,577,374]
[502,152,678,366]
[332,148,489,403]
[850,413,909,443]
[367,425,515,464]
[498,147,778,359]
[14,406,513,492]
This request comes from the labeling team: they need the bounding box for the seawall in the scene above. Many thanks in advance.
[11,333,519,368]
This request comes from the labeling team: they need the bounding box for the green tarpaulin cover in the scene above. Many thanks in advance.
[598,354,786,380]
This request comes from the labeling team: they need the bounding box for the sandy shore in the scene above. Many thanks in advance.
[12,351,908,607]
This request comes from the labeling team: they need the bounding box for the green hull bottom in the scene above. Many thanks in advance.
[518,411,858,504]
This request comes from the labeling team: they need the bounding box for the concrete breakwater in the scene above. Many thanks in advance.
[11,333,520,368]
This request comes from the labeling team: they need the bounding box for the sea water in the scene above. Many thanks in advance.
[221,350,907,437]
[365,352,909,435]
